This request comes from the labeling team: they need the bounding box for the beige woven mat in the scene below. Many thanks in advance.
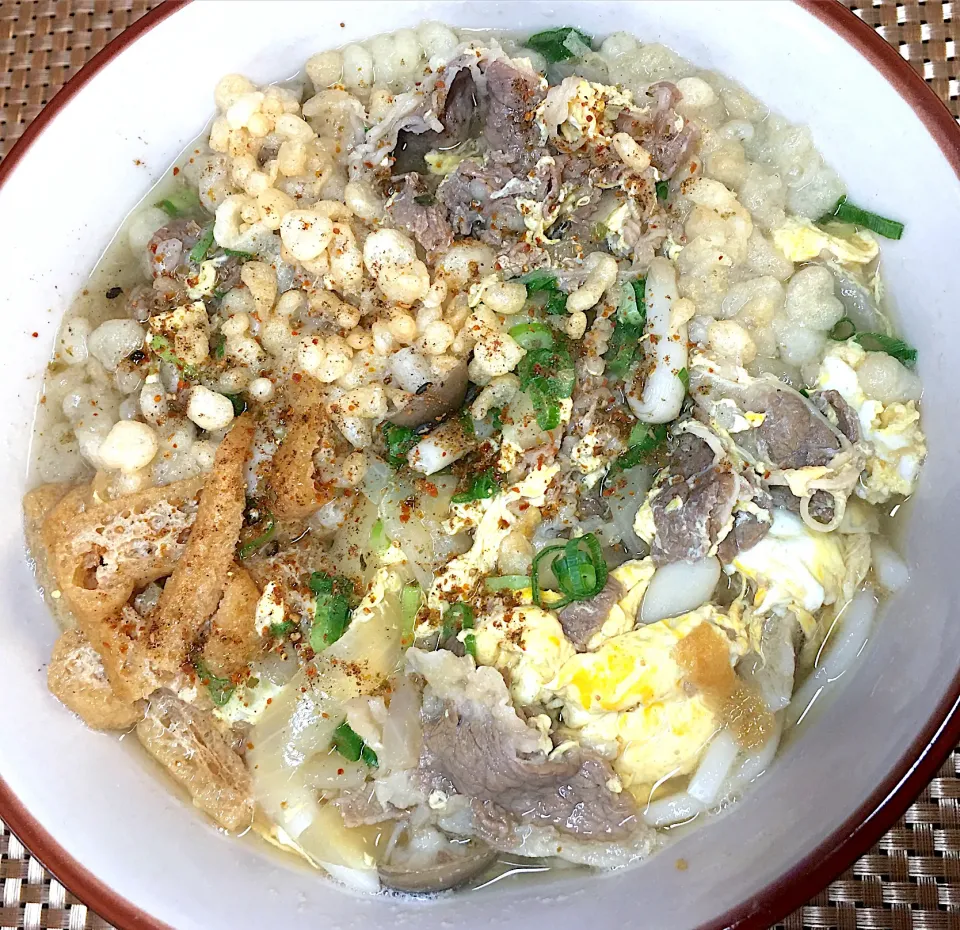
[0,1,959,928]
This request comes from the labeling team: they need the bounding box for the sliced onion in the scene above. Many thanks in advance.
[687,730,739,806]
[640,557,721,624]
[871,537,910,593]
[722,719,783,797]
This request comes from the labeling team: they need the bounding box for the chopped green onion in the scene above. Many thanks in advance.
[401,583,421,648]
[224,393,248,416]
[617,281,646,327]
[193,658,234,707]
[677,367,689,391]
[155,186,200,217]
[489,407,503,432]
[525,26,593,62]
[238,512,276,559]
[212,288,227,301]
[509,322,556,351]
[212,333,226,360]
[460,410,477,437]
[484,575,531,591]
[370,518,389,556]
[829,317,857,341]
[656,180,669,201]
[544,290,568,315]
[616,422,667,469]
[452,469,499,504]
[381,422,418,467]
[189,226,215,264]
[518,269,559,293]
[818,196,904,240]
[531,533,608,609]
[332,721,378,767]
[529,382,562,430]
[268,621,294,639]
[631,277,646,307]
[308,572,354,652]
[442,602,477,658]
[223,248,255,260]
[854,332,918,366]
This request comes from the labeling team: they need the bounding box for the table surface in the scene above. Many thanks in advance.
[1,2,958,928]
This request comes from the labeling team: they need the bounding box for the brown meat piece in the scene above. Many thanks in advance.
[615,82,699,179]
[715,510,772,564]
[146,218,204,279]
[650,467,738,566]
[767,485,837,525]
[482,59,546,159]
[201,563,264,679]
[422,697,636,840]
[751,390,842,470]
[269,381,334,520]
[47,628,143,730]
[437,158,526,245]
[136,690,254,832]
[393,66,478,174]
[152,415,254,670]
[558,577,625,651]
[386,174,454,254]
[812,389,861,443]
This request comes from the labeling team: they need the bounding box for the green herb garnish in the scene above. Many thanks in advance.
[381,422,418,467]
[332,721,378,767]
[308,571,355,652]
[518,269,559,293]
[489,406,503,431]
[193,658,235,707]
[531,533,608,610]
[604,282,647,379]
[484,575,531,591]
[817,195,904,240]
[525,26,593,62]
[212,333,226,360]
[189,226,215,264]
[656,180,669,201]
[442,602,476,657]
[147,334,198,380]
[155,186,200,218]
[677,367,690,391]
[452,469,499,504]
[225,393,248,416]
[268,621,295,639]
[223,248,255,260]
[616,422,668,470]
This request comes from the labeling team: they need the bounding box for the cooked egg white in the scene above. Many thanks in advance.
[772,217,879,265]
[814,340,926,502]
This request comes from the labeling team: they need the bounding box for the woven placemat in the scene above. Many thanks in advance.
[1,2,958,928]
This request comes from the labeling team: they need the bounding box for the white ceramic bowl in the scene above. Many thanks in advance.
[1,2,959,928]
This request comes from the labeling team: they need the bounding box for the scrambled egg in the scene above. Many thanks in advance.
[814,340,926,502]
[426,463,559,613]
[772,217,879,265]
[731,509,846,638]
[186,259,217,299]
[424,139,480,176]
[537,78,634,150]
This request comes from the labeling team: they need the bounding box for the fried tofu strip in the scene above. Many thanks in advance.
[47,628,143,730]
[269,380,332,520]
[151,414,254,668]
[202,562,264,679]
[136,690,254,832]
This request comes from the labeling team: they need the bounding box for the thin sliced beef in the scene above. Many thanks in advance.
[394,66,479,174]
[811,389,861,443]
[386,174,454,254]
[483,59,546,159]
[558,577,624,651]
[437,159,526,245]
[750,390,843,470]
[767,485,837,526]
[671,432,717,480]
[422,697,636,839]
[146,219,204,279]
[650,465,738,565]
[615,82,699,179]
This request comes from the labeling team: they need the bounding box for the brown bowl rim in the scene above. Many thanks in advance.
[1,2,959,928]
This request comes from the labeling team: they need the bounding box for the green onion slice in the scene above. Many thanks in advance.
[518,269,559,292]
[452,469,499,504]
[529,382,562,430]
[370,518,389,556]
[531,533,608,609]
[484,575,532,591]
[332,721,378,767]
[677,367,690,391]
[268,621,294,639]
[829,317,857,341]
[616,422,668,470]
[818,196,904,240]
[656,180,669,202]
[224,393,248,416]
[308,571,355,653]
[155,186,200,218]
[854,332,918,366]
[189,226,215,264]
[238,512,276,560]
[223,248,255,260]
[525,26,593,63]
[509,321,556,351]
[381,422,418,467]
[401,583,421,648]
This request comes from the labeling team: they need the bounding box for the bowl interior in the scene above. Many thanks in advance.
[1,2,958,928]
